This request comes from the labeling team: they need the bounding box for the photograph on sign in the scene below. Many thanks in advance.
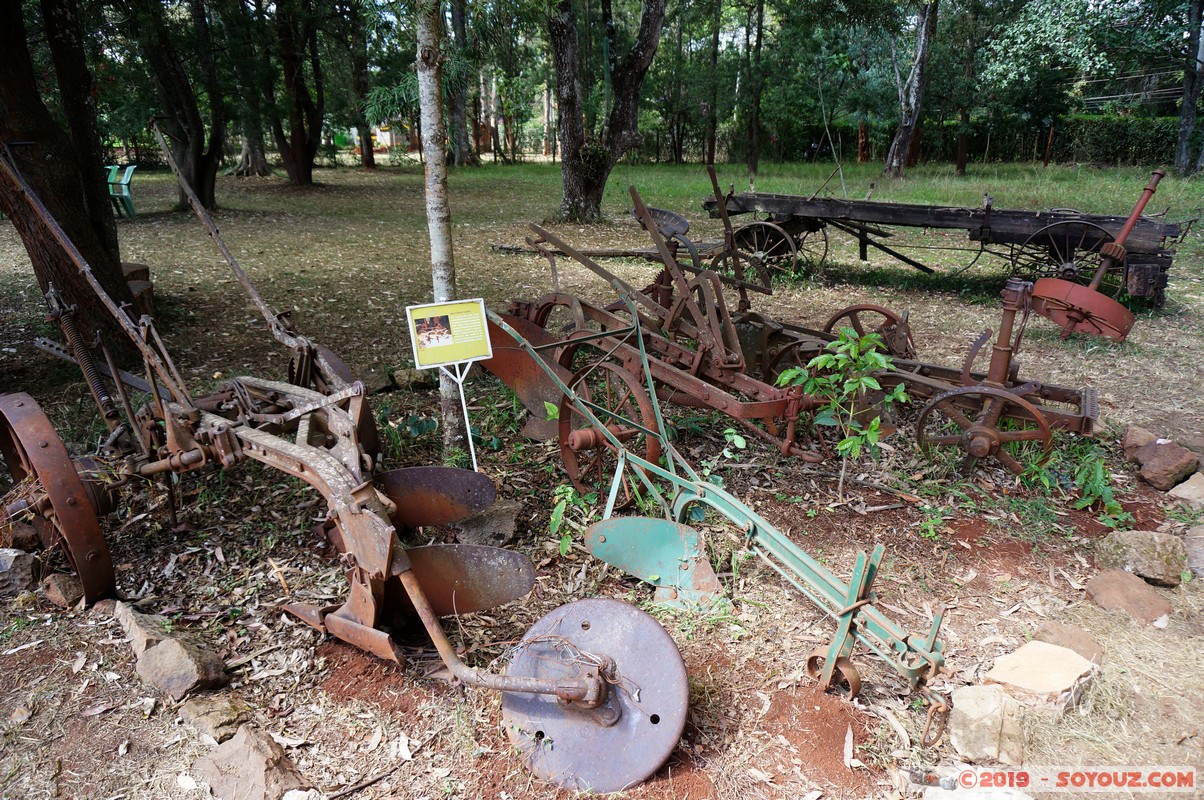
[405,299,493,368]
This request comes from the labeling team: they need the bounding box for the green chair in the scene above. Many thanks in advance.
[109,165,137,218]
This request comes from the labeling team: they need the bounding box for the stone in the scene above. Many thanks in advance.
[113,601,172,657]
[1032,621,1103,664]
[1185,525,1204,577]
[136,638,228,701]
[1132,442,1198,491]
[390,367,436,389]
[1085,569,1172,626]
[1168,473,1204,510]
[449,498,523,547]
[5,521,41,551]
[0,548,37,597]
[193,725,310,800]
[984,641,1095,708]
[1095,530,1188,587]
[1122,425,1157,460]
[181,694,253,743]
[1179,433,1204,464]
[42,573,84,608]
[949,685,1025,765]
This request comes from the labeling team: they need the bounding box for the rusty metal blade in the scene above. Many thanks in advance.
[374,467,496,529]
[480,315,572,440]
[501,598,689,793]
[324,611,405,663]
[1030,278,1135,342]
[390,544,535,617]
[584,516,723,607]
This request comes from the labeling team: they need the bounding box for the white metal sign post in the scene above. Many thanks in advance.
[404,298,494,471]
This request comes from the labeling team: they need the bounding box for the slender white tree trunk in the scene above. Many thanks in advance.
[416,0,468,461]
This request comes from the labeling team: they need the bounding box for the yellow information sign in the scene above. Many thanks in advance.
[405,298,493,369]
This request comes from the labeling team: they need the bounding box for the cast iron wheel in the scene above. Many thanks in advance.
[0,393,114,602]
[557,361,661,510]
[916,385,1053,475]
[823,304,917,359]
[1011,221,1125,297]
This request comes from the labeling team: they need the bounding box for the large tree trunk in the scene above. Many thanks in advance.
[126,0,225,210]
[1175,0,1203,175]
[549,0,666,221]
[415,0,467,458]
[0,1,133,350]
[273,0,324,186]
[884,0,938,178]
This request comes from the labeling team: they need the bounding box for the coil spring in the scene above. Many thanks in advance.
[59,310,119,420]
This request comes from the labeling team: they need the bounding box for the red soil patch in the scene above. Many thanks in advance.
[317,640,437,715]
[760,686,880,794]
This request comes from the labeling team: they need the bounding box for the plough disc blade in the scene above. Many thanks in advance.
[584,517,723,607]
[480,316,572,440]
[502,598,688,793]
[374,467,496,529]
[394,544,536,617]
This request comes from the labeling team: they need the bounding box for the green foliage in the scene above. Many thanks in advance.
[1022,438,1131,529]
[776,328,906,461]
[548,484,597,556]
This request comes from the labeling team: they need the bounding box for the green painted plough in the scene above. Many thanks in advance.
[487,301,952,745]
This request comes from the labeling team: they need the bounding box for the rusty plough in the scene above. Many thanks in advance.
[488,304,953,744]
[0,135,689,792]
[485,186,1102,481]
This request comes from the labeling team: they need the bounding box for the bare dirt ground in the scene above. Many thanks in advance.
[1,164,1202,799]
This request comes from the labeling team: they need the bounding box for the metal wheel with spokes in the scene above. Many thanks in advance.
[557,361,662,509]
[823,304,917,360]
[1011,221,1124,297]
[916,385,1053,475]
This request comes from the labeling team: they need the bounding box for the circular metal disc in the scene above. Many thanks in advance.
[502,598,688,793]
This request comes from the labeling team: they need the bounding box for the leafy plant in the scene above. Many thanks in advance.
[548,485,596,556]
[776,327,907,495]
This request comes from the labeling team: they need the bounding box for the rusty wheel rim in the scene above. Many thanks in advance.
[916,386,1053,475]
[501,598,688,792]
[558,361,661,510]
[823,303,917,359]
[0,393,114,602]
[805,646,863,699]
[732,220,799,279]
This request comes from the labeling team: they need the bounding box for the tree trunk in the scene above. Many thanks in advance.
[884,0,938,178]
[548,0,666,221]
[858,118,870,163]
[1175,0,1203,174]
[0,1,133,350]
[448,0,477,166]
[215,0,273,177]
[415,0,467,459]
[956,108,969,176]
[347,2,376,170]
[126,0,225,210]
[273,0,324,186]
[705,0,721,165]
[745,0,764,182]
